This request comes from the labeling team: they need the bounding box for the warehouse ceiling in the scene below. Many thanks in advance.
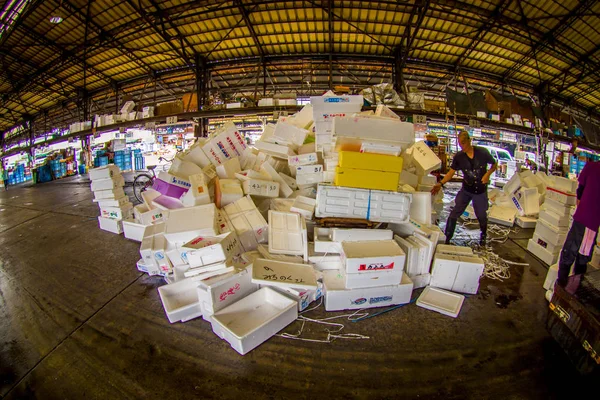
[1,0,600,135]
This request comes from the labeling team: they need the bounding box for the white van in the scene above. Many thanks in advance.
[478,145,514,162]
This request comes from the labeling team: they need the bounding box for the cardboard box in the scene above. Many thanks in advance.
[334,167,400,191]
[341,240,405,274]
[323,270,413,311]
[338,151,403,173]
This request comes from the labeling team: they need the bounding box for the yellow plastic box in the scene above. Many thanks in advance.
[334,167,399,191]
[339,151,403,173]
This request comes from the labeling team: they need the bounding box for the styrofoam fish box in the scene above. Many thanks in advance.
[94,195,130,209]
[273,283,323,312]
[488,205,517,227]
[261,162,293,198]
[225,209,269,251]
[88,164,121,180]
[416,286,465,318]
[254,140,296,159]
[430,254,460,291]
[542,198,572,217]
[158,277,205,323]
[313,227,341,254]
[331,228,393,243]
[516,215,537,228]
[198,268,258,320]
[342,267,404,289]
[288,153,318,167]
[183,232,242,268]
[527,239,560,265]
[323,270,413,311]
[210,287,298,355]
[539,209,570,227]
[100,202,133,220]
[216,157,242,179]
[419,175,437,186]
[399,170,419,189]
[410,192,432,225]
[242,179,279,198]
[452,255,485,294]
[407,141,441,175]
[308,243,343,270]
[532,233,565,254]
[97,216,123,234]
[251,258,317,290]
[216,178,243,208]
[134,204,168,225]
[122,218,147,242]
[163,204,218,243]
[315,184,412,223]
[341,240,405,274]
[272,122,308,146]
[168,157,204,179]
[503,172,525,195]
[435,244,474,256]
[534,218,568,247]
[268,211,306,256]
[360,141,401,156]
[552,176,577,194]
[180,174,211,207]
[295,172,324,186]
[91,176,125,192]
[332,116,414,147]
[290,196,316,220]
[546,187,577,205]
[410,273,431,289]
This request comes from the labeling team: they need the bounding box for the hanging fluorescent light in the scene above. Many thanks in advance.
[49,16,63,24]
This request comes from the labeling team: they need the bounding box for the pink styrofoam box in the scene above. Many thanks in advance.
[152,178,189,199]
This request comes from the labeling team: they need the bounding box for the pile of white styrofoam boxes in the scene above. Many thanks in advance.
[89,165,131,234]
[312,92,363,152]
[527,177,577,265]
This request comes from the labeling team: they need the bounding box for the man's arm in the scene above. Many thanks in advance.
[431,168,456,194]
[482,162,498,184]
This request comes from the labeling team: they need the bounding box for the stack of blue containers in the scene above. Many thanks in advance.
[50,159,66,179]
[133,149,145,170]
[9,164,27,184]
[114,149,132,171]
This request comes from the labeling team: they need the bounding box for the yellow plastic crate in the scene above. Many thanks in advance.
[334,167,400,191]
[339,151,403,173]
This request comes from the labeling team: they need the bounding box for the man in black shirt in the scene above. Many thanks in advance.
[432,131,498,245]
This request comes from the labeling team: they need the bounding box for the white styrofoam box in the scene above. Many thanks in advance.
[295,184,318,198]
[331,228,393,243]
[323,270,413,311]
[412,234,434,274]
[503,172,526,195]
[539,209,570,227]
[532,233,565,255]
[88,165,121,181]
[93,195,129,209]
[242,179,280,198]
[546,187,577,206]
[216,157,242,179]
[91,176,124,192]
[516,215,537,228]
[122,218,147,242]
[360,141,402,156]
[417,184,434,192]
[210,287,297,355]
[452,255,485,294]
[542,198,572,217]
[315,184,412,223]
[430,253,460,291]
[120,100,135,114]
[290,104,314,129]
[399,170,419,189]
[268,210,306,256]
[488,205,517,227]
[278,173,298,191]
[405,236,429,274]
[296,164,323,175]
[273,281,323,312]
[134,204,168,225]
[435,244,474,256]
[271,198,295,213]
[158,277,205,323]
[271,122,308,147]
[543,264,559,290]
[313,227,341,254]
[257,244,304,263]
[419,175,437,186]
[141,189,162,210]
[388,219,431,237]
[97,216,123,234]
[308,243,343,270]
[251,258,317,290]
[183,232,242,268]
[261,162,293,198]
[405,141,441,175]
[513,187,540,216]
[534,218,568,247]
[341,240,405,274]
[180,174,211,207]
[290,196,316,219]
[254,141,296,159]
[163,204,218,243]
[411,273,431,289]
[216,178,244,208]
[198,268,258,321]
[295,172,324,186]
[183,261,233,279]
[552,176,578,194]
[528,239,560,265]
[375,104,400,120]
[288,153,318,167]
[157,171,191,190]
[393,235,418,276]
[410,192,432,225]
[152,234,173,273]
[341,267,403,289]
[168,157,204,180]
[223,196,269,250]
[333,116,414,147]
[417,286,465,318]
[181,141,211,168]
[100,202,133,220]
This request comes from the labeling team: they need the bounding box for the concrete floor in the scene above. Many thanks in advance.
[0,178,595,399]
